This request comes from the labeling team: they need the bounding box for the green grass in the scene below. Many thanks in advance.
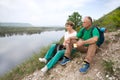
[93,7,120,32]
[0,46,50,80]
[102,60,114,76]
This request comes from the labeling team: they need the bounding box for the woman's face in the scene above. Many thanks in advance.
[65,24,72,31]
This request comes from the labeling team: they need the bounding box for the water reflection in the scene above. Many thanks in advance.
[0,31,42,37]
[0,29,63,37]
[0,30,64,76]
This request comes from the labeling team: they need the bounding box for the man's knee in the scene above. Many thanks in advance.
[89,43,97,50]
[77,46,88,53]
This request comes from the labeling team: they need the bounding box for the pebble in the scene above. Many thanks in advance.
[94,69,98,72]
[106,75,109,78]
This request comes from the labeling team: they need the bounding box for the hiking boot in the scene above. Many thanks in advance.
[41,66,48,73]
[79,62,90,73]
[39,58,47,63]
[60,57,70,65]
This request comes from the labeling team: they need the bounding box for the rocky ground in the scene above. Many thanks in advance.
[22,30,120,80]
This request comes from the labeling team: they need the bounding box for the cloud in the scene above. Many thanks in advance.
[28,0,94,26]
[105,0,120,10]
[0,0,119,26]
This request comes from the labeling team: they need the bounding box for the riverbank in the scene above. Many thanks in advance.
[0,30,120,80]
[0,30,64,76]
[22,30,120,80]
[0,45,50,80]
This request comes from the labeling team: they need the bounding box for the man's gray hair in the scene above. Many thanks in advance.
[86,16,92,23]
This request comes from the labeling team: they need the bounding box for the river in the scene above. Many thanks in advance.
[0,30,65,76]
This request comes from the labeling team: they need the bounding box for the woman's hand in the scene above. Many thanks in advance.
[63,38,70,46]
[66,39,70,43]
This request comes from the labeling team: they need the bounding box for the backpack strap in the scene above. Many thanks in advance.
[90,27,95,37]
[81,28,85,38]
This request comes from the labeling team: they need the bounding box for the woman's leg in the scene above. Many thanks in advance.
[44,44,56,60]
[46,50,65,69]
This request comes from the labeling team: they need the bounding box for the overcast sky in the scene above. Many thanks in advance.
[0,0,120,26]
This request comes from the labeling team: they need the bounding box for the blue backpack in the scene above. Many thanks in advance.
[81,27,105,47]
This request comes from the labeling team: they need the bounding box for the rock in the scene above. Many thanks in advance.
[108,77,112,80]
[106,75,109,78]
[94,69,98,72]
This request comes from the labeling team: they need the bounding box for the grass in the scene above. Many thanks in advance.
[0,46,50,80]
[102,60,114,76]
[105,39,111,44]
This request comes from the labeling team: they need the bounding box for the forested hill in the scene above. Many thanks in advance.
[93,7,120,31]
[0,22,33,27]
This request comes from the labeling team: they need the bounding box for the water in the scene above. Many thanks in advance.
[0,30,64,76]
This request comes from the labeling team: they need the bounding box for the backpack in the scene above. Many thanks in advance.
[81,27,105,47]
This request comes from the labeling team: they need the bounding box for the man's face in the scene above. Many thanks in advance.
[82,18,91,28]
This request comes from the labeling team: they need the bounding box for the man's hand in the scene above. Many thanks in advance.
[76,39,84,47]
[75,36,98,47]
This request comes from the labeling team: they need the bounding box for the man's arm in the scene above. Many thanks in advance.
[76,36,98,47]
[82,36,98,45]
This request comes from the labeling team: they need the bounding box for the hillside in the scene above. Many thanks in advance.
[93,7,120,31]
[21,7,120,80]
[22,30,120,80]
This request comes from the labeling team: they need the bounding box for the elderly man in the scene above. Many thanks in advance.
[60,16,100,73]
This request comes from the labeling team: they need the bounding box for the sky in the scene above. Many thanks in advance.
[0,0,120,26]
